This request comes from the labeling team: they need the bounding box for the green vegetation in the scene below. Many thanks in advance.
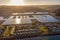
[38,25,48,33]
[4,27,13,37]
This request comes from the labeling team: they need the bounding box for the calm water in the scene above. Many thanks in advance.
[19,35,60,40]
[47,35,60,40]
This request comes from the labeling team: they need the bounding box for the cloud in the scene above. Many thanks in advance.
[25,0,60,5]
[0,0,60,5]
[0,0,10,4]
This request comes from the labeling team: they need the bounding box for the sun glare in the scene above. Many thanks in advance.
[15,18,21,24]
[9,0,25,5]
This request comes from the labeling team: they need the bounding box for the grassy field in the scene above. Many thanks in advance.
[4,27,14,37]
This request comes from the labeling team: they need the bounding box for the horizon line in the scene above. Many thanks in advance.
[0,4,60,6]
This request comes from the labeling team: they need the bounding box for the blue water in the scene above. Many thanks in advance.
[19,35,60,40]
[47,35,60,40]
[37,35,60,40]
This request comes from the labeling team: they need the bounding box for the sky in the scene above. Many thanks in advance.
[0,0,60,5]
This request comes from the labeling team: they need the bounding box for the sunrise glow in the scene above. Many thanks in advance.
[9,0,25,5]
